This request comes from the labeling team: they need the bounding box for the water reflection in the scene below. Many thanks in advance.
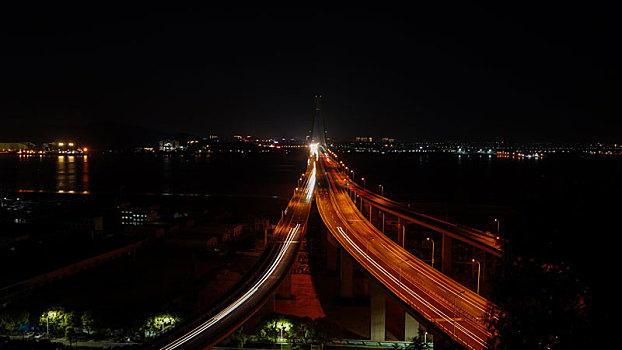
[55,155,89,193]
[82,155,90,193]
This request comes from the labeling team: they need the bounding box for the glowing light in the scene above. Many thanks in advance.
[309,143,319,160]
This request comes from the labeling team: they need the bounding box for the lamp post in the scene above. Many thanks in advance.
[426,237,435,268]
[379,184,383,196]
[472,259,481,294]
[46,310,57,338]
[362,177,366,189]
[493,218,499,233]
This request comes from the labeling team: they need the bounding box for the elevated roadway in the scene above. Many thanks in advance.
[333,158,503,257]
[316,151,495,350]
[145,157,317,350]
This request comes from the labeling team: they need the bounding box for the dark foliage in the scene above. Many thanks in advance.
[488,255,591,349]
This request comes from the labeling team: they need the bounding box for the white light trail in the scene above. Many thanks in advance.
[309,143,319,161]
[161,223,302,350]
[335,226,487,348]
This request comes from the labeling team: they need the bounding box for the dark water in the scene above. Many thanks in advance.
[339,152,621,326]
[0,151,308,198]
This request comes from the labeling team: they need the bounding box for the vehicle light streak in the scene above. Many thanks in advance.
[161,224,301,350]
[377,242,489,317]
[327,168,493,322]
[334,169,459,228]
[335,227,487,348]
[306,163,316,202]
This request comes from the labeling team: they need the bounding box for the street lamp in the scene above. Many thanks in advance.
[493,218,499,233]
[472,259,481,294]
[46,310,57,338]
[379,184,383,196]
[362,177,366,189]
[426,237,435,268]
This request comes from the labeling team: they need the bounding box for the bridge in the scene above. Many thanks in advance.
[149,97,499,350]
[145,158,317,349]
[326,148,504,278]
[316,151,495,350]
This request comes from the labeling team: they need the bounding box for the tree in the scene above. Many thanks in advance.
[0,310,29,334]
[255,314,292,345]
[39,308,75,336]
[81,310,96,335]
[406,335,426,350]
[220,326,248,348]
[488,256,591,349]
[65,326,76,347]
[140,313,180,338]
[309,317,341,349]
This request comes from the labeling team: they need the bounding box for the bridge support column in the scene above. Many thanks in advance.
[326,231,338,272]
[340,249,353,298]
[404,312,420,342]
[397,220,406,247]
[370,280,386,341]
[278,268,293,299]
[260,292,276,315]
[441,233,452,275]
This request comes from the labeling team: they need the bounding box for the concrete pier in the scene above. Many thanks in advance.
[340,249,354,298]
[370,280,386,341]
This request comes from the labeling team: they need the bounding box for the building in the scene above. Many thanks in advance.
[158,139,180,152]
[119,204,160,226]
[0,142,34,152]
[42,142,87,154]
[355,136,373,142]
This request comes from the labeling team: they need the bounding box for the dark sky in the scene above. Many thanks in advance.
[0,1,619,143]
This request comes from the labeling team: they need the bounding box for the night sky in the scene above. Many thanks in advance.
[1,2,618,144]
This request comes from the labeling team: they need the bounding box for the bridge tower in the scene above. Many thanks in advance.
[308,94,327,146]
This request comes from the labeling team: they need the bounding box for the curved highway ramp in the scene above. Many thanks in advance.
[144,158,317,350]
[316,152,495,350]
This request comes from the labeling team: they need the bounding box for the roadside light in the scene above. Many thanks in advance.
[426,237,435,268]
[472,259,481,294]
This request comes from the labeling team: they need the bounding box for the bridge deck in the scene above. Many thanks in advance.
[317,153,494,350]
